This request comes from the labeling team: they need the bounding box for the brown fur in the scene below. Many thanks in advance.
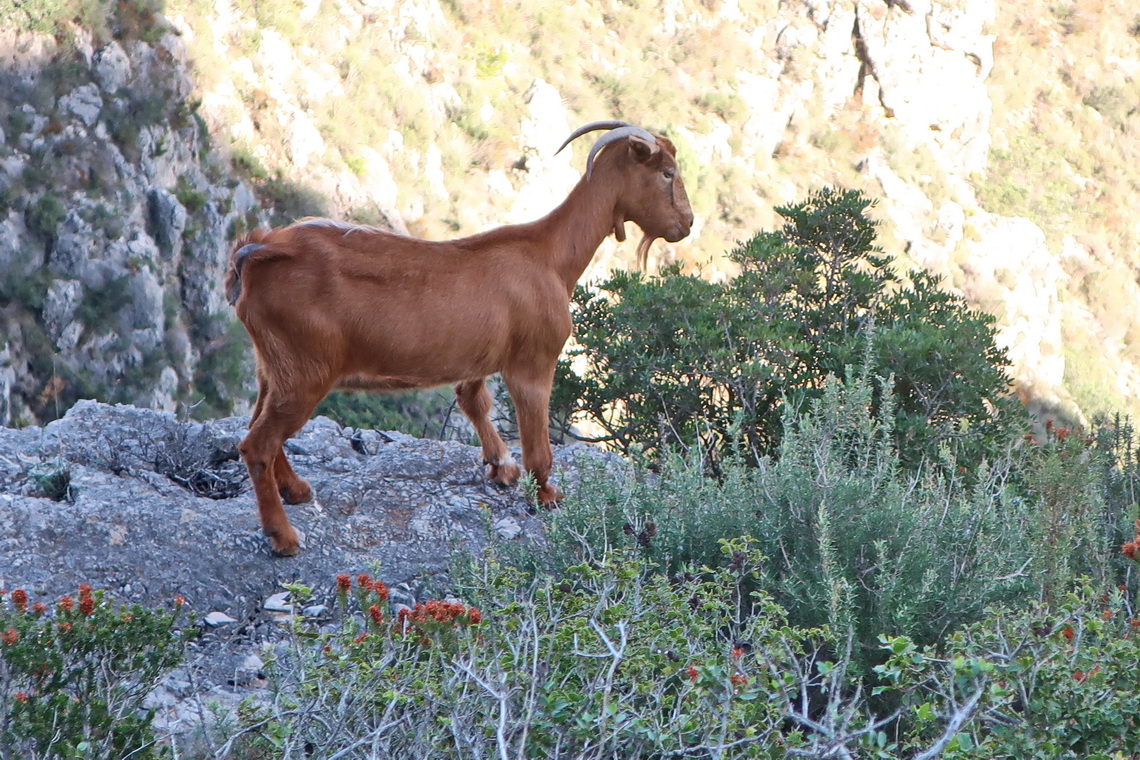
[227,129,693,555]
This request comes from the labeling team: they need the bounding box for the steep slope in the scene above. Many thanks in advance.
[2,0,1138,427]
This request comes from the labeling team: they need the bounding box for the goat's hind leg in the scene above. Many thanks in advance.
[251,370,312,504]
[455,378,520,485]
[240,390,324,556]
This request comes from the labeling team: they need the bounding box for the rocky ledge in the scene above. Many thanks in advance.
[0,400,612,744]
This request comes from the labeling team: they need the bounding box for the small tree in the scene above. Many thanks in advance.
[554,187,1021,472]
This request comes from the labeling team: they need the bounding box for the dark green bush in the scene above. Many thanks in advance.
[555,188,1021,473]
[25,193,67,241]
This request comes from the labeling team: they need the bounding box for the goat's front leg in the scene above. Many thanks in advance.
[455,378,520,485]
[503,368,562,506]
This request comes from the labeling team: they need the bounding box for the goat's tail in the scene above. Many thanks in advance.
[225,229,274,306]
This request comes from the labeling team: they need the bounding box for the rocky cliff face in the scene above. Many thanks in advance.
[0,18,260,427]
[1,0,1137,427]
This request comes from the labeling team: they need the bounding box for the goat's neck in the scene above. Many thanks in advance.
[540,179,623,293]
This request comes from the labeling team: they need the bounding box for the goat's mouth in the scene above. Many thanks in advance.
[663,222,691,243]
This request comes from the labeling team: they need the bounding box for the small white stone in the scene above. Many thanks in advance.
[263,591,293,613]
[494,517,522,540]
[204,611,237,627]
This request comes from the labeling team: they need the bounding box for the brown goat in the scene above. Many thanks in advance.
[226,121,693,555]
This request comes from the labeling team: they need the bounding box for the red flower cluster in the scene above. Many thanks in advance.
[174,595,186,608]
[11,589,27,614]
[1073,665,1100,683]
[58,596,74,613]
[336,574,352,593]
[393,600,483,641]
[1060,625,1075,642]
[1,628,17,645]
[353,573,389,601]
[78,584,95,617]
[730,674,748,687]
[686,665,699,683]
[1122,520,1140,562]
[368,604,384,627]
[31,602,46,617]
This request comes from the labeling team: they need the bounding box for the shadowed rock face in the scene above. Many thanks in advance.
[0,400,607,616]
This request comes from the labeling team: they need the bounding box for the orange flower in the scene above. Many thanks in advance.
[1103,608,1113,621]
[467,607,482,625]
[371,580,390,602]
[1073,670,1086,683]
[14,692,28,703]
[11,589,27,614]
[730,674,748,687]
[686,665,699,683]
[731,647,744,659]
[174,595,186,608]
[336,574,351,593]
[78,584,95,615]
[57,595,74,613]
[31,603,46,617]
[368,604,384,628]
[1,629,17,645]
[1060,626,1075,642]
[357,573,371,589]
[354,632,368,644]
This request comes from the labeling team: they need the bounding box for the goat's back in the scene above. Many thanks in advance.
[227,220,572,387]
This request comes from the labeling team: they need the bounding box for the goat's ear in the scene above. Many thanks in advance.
[627,135,659,163]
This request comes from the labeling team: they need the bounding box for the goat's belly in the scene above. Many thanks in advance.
[343,324,506,385]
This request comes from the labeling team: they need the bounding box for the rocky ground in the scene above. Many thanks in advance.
[0,401,612,746]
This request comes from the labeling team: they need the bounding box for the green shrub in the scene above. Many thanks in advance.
[0,585,192,759]
[882,585,1140,759]
[556,188,1021,474]
[543,370,1039,669]
[191,317,254,418]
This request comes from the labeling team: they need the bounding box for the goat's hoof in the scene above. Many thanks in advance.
[536,483,564,508]
[279,480,313,504]
[487,461,521,486]
[267,526,304,556]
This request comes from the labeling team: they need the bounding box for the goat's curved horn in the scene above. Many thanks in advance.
[555,121,637,154]
[557,122,659,179]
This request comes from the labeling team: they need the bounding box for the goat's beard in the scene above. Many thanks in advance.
[636,234,658,272]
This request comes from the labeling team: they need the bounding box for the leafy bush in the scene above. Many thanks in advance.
[555,188,1021,474]
[0,585,191,759]
[216,547,929,759]
[881,585,1140,759]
